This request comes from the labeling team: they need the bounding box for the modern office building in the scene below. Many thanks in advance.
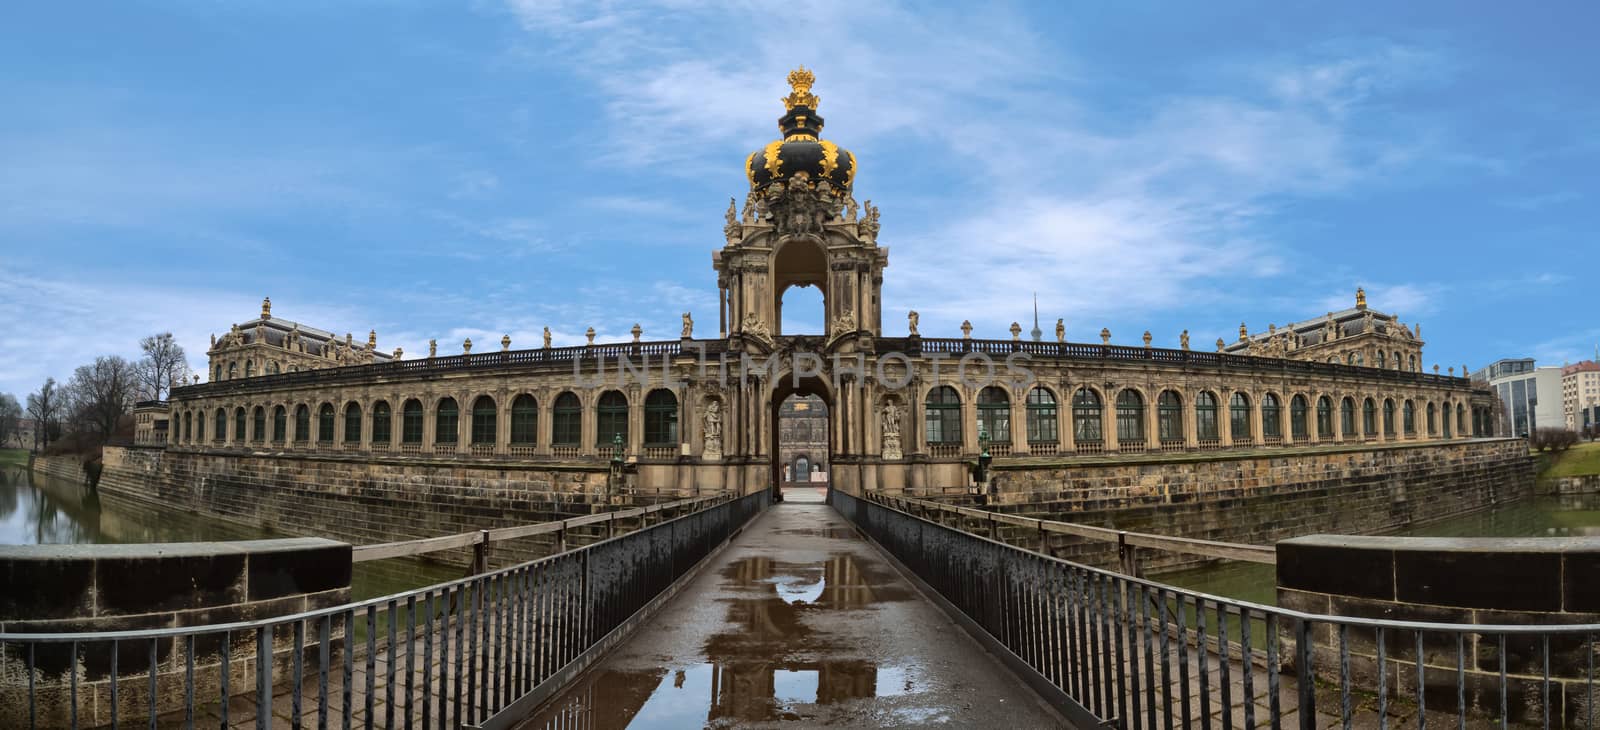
[1472,358,1565,436]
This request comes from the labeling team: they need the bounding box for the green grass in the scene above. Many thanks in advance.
[1544,442,1600,479]
[0,448,29,467]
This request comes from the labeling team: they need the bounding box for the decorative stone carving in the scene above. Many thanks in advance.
[907,310,919,336]
[681,312,694,338]
[501,334,511,351]
[741,311,773,346]
[830,308,856,339]
[702,399,723,460]
[631,323,642,343]
[723,197,741,243]
[1010,322,1022,342]
[1143,331,1153,348]
[846,196,859,223]
[1216,338,1226,353]
[393,347,403,359]
[1180,330,1190,350]
[881,399,903,460]
[586,327,596,346]
[859,200,880,242]
[767,171,839,237]
[428,339,437,358]
[463,338,472,354]
[543,327,552,349]
[1239,322,1248,342]
[1100,328,1111,345]
[1055,318,1065,343]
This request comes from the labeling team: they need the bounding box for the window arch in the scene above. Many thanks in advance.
[227,362,238,380]
[183,411,192,443]
[511,394,538,445]
[1383,398,1396,436]
[244,361,255,378]
[214,408,226,442]
[267,361,280,375]
[471,396,497,445]
[1457,404,1467,437]
[1341,398,1356,437]
[1158,391,1184,443]
[342,402,361,444]
[1115,390,1144,443]
[372,401,391,445]
[1290,395,1308,440]
[294,404,311,442]
[318,403,335,443]
[1409,354,1417,372]
[1026,387,1057,444]
[1229,392,1251,441]
[436,397,459,445]
[1261,393,1282,438]
[1404,400,1416,435]
[596,391,628,447]
[253,406,266,442]
[1195,391,1219,441]
[1393,351,1402,371]
[196,411,205,442]
[1072,387,1103,443]
[924,386,961,445]
[234,407,245,442]
[1316,396,1333,439]
[1427,402,1437,436]
[644,389,679,446]
[401,399,424,443]
[273,405,287,442]
[553,392,582,446]
[977,386,1011,444]
[1443,400,1453,438]
[1376,351,1386,369]
[1346,353,1356,366]
[1362,398,1377,436]
[214,365,221,382]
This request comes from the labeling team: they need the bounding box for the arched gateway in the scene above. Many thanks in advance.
[167,68,1491,504]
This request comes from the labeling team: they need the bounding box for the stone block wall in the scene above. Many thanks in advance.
[1278,535,1600,724]
[30,455,87,487]
[975,439,1535,572]
[0,538,350,728]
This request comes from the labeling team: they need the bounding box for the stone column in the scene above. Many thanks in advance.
[538,388,553,455]
[627,385,644,458]
[1105,391,1120,452]
[1061,384,1076,453]
[582,389,597,457]
[498,390,511,455]
[1146,395,1160,450]
[961,384,977,456]
[1010,392,1027,454]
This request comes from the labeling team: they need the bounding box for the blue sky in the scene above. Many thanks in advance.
[2,1,1596,399]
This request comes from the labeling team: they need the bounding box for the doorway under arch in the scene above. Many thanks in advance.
[770,373,832,503]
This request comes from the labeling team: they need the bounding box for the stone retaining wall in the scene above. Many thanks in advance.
[30,454,87,488]
[978,439,1535,572]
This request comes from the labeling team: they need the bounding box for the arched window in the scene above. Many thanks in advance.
[1261,394,1282,438]
[1229,393,1251,441]
[342,403,361,444]
[1427,403,1437,435]
[1346,353,1356,366]
[436,397,459,445]
[1393,351,1402,371]
[924,386,962,445]
[1404,400,1416,435]
[1355,353,1364,367]
[1156,391,1183,443]
[294,404,310,442]
[1409,354,1417,372]
[1383,399,1395,436]
[1290,395,1308,439]
[244,361,255,378]
[214,409,226,442]
[318,403,335,443]
[228,362,238,380]
[1341,398,1356,436]
[253,406,266,442]
[267,361,280,375]
[1443,400,1453,438]
[234,407,245,442]
[401,399,424,443]
[596,391,628,447]
[1362,398,1377,436]
[183,412,192,442]
[470,396,497,445]
[553,392,581,446]
[977,387,1011,444]
[1195,392,1219,440]
[372,401,391,444]
[1458,404,1467,437]
[1026,387,1057,444]
[214,365,221,382]
[1376,351,1386,369]
[273,406,287,442]
[644,390,679,446]
[197,411,205,442]
[1115,390,1144,443]
[1072,388,1103,443]
[511,395,538,445]
[1316,396,1333,439]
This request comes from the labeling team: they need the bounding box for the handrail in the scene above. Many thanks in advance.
[868,492,1277,565]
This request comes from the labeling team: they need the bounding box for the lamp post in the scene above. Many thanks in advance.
[608,432,625,496]
[970,423,993,505]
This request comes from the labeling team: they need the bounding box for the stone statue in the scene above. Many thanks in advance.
[393,347,403,359]
[831,308,857,338]
[1010,322,1022,342]
[1143,331,1153,348]
[463,338,472,354]
[860,200,880,240]
[1100,327,1111,345]
[681,312,694,338]
[585,327,596,345]
[907,310,919,336]
[846,196,859,222]
[1216,338,1226,353]
[543,327,552,348]
[960,320,973,340]
[501,334,511,351]
[723,197,740,242]
[881,400,903,460]
[741,194,756,223]
[1239,322,1248,342]
[428,339,437,358]
[1055,318,1065,343]
[1180,330,1190,350]
[631,323,642,343]
[702,399,723,460]
[741,311,773,345]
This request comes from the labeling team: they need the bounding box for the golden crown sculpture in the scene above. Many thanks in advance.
[783,66,819,110]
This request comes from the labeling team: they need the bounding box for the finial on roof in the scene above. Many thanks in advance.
[1355,287,1367,310]
[502,334,511,351]
[783,66,819,111]
[1239,322,1248,342]
[368,329,377,348]
[261,296,272,320]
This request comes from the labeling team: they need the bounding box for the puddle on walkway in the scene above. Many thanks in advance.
[773,526,858,539]
[524,555,924,728]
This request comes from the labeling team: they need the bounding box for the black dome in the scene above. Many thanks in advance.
[745,68,856,192]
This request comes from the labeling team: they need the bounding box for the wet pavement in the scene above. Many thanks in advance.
[520,490,1066,728]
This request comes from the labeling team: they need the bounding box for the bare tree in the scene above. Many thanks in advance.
[0,393,20,448]
[137,332,191,401]
[26,378,61,449]
[65,357,138,442]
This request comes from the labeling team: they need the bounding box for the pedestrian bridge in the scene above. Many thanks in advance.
[5,487,1595,729]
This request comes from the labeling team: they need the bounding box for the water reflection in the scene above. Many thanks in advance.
[530,555,915,728]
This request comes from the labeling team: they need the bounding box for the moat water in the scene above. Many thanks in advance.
[0,464,458,601]
[1158,493,1600,605]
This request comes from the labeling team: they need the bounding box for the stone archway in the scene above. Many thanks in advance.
[770,373,833,503]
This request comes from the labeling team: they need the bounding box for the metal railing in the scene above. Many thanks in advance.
[832,489,1600,729]
[0,490,769,729]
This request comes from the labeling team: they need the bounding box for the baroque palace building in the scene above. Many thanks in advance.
[162,69,1498,496]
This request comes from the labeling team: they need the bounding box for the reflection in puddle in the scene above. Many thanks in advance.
[526,556,920,728]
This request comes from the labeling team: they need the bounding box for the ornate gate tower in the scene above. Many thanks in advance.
[714,67,889,346]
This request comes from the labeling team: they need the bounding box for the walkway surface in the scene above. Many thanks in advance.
[518,488,1066,729]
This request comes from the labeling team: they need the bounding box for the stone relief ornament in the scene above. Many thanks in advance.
[859,200,880,241]
[881,399,903,460]
[681,312,694,338]
[846,196,859,223]
[701,399,723,460]
[831,308,856,339]
[741,311,773,346]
